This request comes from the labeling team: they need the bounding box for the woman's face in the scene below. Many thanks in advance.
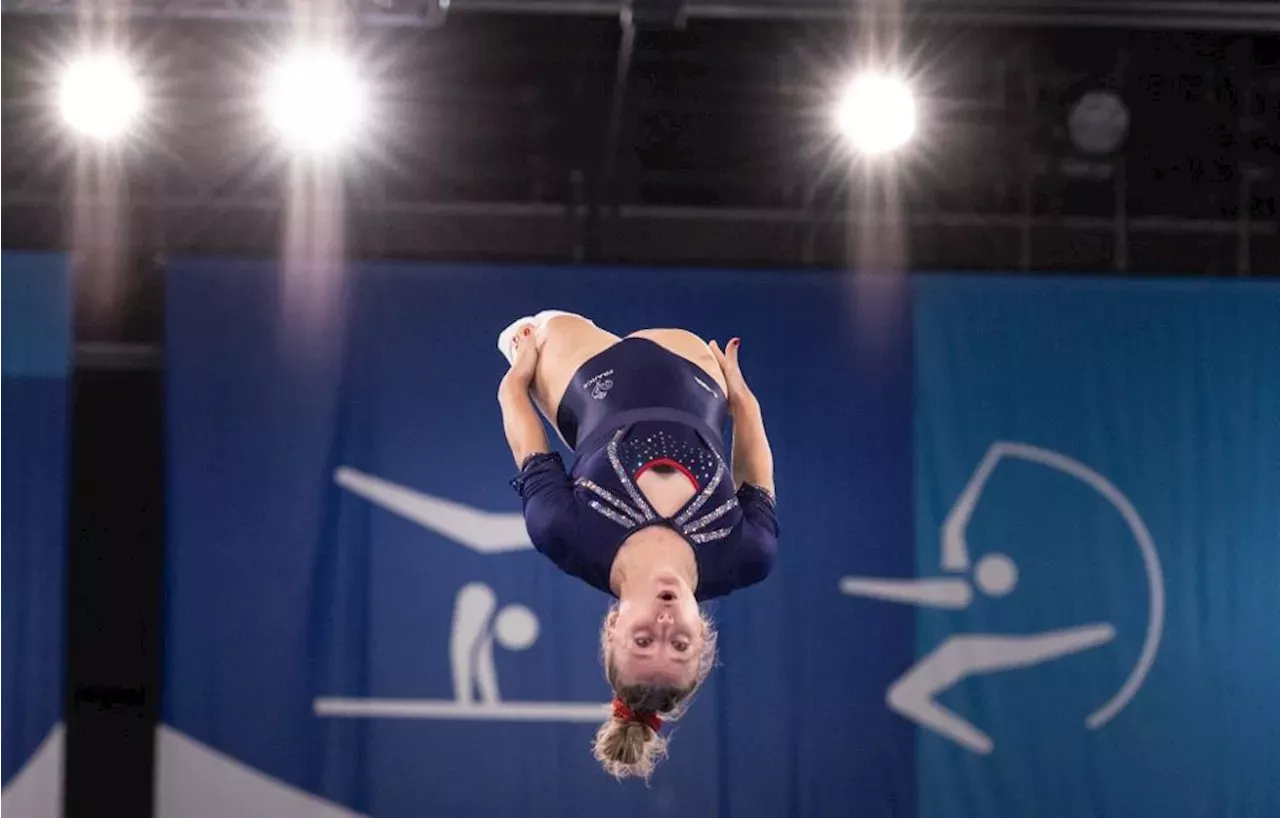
[607,573,703,690]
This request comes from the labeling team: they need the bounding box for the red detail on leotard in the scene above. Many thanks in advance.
[634,457,700,490]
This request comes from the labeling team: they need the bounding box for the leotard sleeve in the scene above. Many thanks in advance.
[694,483,778,600]
[730,483,779,589]
[510,453,596,583]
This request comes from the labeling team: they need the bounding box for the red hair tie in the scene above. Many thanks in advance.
[612,698,662,732]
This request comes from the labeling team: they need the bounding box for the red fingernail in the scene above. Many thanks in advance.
[523,327,532,336]
[730,338,740,347]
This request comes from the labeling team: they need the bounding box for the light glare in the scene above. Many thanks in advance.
[836,73,916,155]
[58,53,144,140]
[264,47,367,155]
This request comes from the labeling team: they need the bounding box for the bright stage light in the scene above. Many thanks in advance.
[263,46,368,155]
[1068,90,1129,156]
[58,53,144,140]
[835,73,916,155]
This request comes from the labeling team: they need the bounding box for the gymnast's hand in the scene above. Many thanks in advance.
[709,338,757,413]
[500,325,540,396]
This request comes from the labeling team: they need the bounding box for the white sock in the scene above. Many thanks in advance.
[496,310,593,365]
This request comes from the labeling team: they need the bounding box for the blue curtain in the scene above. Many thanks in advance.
[161,260,1280,818]
[2,252,70,808]
[912,276,1280,818]
[161,260,914,818]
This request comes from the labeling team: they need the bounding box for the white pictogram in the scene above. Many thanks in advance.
[332,467,533,554]
[839,441,1165,754]
[313,468,609,723]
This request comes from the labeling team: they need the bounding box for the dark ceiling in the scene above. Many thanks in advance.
[2,1,1277,274]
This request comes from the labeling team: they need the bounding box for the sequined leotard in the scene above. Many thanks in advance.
[510,338,778,602]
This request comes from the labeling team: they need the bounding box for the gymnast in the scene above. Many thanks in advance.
[496,310,778,780]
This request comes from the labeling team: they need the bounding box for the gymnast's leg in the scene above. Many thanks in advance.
[498,311,620,425]
[628,328,729,395]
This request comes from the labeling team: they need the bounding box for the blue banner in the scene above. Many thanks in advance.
[908,276,1280,818]
[161,261,914,818]
[2,252,71,813]
[162,262,1280,818]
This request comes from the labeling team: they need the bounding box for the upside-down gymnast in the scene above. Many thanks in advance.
[496,310,778,780]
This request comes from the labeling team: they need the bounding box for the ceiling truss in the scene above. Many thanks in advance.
[3,0,1280,31]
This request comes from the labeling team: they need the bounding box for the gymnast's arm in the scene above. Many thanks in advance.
[727,396,778,590]
[710,339,775,498]
[729,393,775,498]
[498,340,590,579]
[498,380,552,468]
[500,382,589,580]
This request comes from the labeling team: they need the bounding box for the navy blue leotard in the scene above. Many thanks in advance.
[510,338,778,602]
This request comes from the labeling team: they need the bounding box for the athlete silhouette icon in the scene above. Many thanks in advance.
[312,467,609,723]
[450,582,540,705]
[840,441,1165,755]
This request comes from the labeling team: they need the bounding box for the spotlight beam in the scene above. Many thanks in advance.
[58,53,144,140]
[263,46,368,155]
[836,72,916,156]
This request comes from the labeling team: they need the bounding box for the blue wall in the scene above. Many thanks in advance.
[2,252,71,785]
[162,260,1280,818]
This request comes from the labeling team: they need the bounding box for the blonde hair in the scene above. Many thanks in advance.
[591,606,719,781]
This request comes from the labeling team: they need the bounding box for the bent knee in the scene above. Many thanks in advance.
[629,329,726,391]
[539,314,616,360]
[629,328,710,349]
[539,313,597,345]
[628,329,718,367]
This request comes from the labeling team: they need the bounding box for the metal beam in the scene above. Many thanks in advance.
[462,0,1280,31]
[3,0,1279,31]
[0,0,453,28]
[6,195,1271,273]
[5,190,1273,235]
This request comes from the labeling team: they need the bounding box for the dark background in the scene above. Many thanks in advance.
[1,0,1276,814]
